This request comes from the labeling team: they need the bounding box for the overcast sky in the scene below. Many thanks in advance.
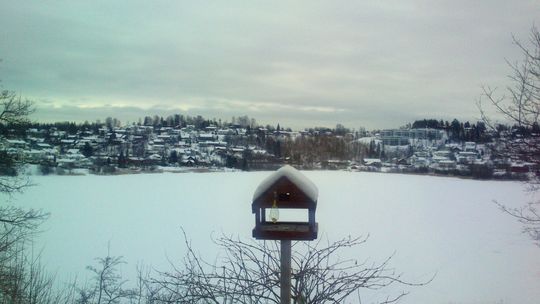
[1,1,538,129]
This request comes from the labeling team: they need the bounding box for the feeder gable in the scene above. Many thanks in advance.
[252,176,315,211]
[252,165,318,210]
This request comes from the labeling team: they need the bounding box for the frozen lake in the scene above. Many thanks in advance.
[3,171,539,303]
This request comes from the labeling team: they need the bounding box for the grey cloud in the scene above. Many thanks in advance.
[31,98,481,131]
[2,1,539,129]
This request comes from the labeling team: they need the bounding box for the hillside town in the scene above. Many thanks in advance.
[0,116,538,180]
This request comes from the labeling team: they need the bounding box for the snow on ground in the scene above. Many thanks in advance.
[2,171,539,304]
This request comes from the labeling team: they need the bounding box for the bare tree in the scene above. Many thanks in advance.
[150,230,427,304]
[0,89,34,195]
[0,84,78,304]
[0,90,33,125]
[478,25,540,245]
[132,263,164,304]
[0,207,52,304]
[76,247,134,304]
[495,200,540,246]
[0,208,48,263]
[0,84,66,302]
[0,245,76,304]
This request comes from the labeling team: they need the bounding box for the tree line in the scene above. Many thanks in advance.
[411,118,490,142]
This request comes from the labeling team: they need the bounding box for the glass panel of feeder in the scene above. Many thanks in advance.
[264,208,308,222]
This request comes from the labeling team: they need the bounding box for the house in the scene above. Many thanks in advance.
[23,150,47,163]
[456,151,478,164]
[438,160,457,170]
[396,158,409,165]
[464,142,477,152]
[380,129,411,146]
[35,142,53,150]
[363,158,382,167]
[322,160,349,170]
[5,139,28,149]
[509,162,535,173]
[410,156,429,167]
[380,128,447,146]
[181,155,197,166]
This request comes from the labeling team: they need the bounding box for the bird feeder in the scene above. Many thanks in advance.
[252,165,318,240]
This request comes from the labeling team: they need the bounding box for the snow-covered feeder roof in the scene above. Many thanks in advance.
[252,165,318,211]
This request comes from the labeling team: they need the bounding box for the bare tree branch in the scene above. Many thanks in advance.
[0,88,35,196]
[479,26,540,246]
[150,230,431,304]
[495,200,540,246]
[0,90,34,126]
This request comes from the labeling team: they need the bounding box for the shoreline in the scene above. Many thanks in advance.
[19,164,532,182]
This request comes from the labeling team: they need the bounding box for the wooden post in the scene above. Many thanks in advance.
[280,239,291,304]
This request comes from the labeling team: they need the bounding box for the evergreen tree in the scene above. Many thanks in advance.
[170,150,179,164]
[81,142,94,158]
[118,150,127,168]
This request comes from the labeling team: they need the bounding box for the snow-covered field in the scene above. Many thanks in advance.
[3,171,539,303]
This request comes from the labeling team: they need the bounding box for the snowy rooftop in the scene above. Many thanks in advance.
[252,165,318,203]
